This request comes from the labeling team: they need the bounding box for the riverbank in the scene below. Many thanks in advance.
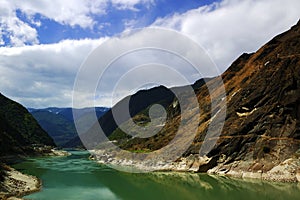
[12,150,300,200]
[208,157,300,183]
[0,149,70,199]
[91,149,300,183]
[0,165,41,200]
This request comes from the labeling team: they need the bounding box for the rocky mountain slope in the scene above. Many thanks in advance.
[86,20,300,182]
[206,20,300,182]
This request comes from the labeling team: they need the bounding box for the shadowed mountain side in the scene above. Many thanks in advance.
[63,79,210,148]
[0,94,62,199]
[0,93,56,166]
[30,111,78,147]
[0,93,55,156]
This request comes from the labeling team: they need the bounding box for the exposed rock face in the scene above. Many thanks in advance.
[88,21,300,182]
[205,20,300,182]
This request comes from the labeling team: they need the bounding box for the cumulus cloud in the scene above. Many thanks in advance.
[0,38,107,107]
[73,28,215,108]
[0,1,39,46]
[0,0,299,108]
[0,0,155,46]
[12,0,108,28]
[0,27,213,108]
[153,0,300,71]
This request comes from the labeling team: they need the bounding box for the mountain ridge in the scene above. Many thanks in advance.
[85,20,300,182]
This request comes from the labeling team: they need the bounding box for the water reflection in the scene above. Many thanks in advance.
[110,172,300,200]
[13,151,300,200]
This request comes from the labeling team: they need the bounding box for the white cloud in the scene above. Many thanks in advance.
[13,0,107,29]
[0,0,299,108]
[73,27,221,108]
[0,1,39,46]
[0,0,154,46]
[153,0,300,71]
[0,38,107,107]
[111,0,155,10]
[0,27,213,108]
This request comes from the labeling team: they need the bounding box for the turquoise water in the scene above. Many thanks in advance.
[13,151,300,200]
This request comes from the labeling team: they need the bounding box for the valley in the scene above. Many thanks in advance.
[0,13,299,200]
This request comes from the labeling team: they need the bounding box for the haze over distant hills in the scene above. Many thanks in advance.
[28,107,109,146]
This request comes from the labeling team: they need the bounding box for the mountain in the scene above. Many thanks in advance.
[28,107,109,122]
[63,80,210,148]
[0,95,59,198]
[29,110,77,147]
[62,86,175,148]
[0,93,55,158]
[29,107,109,146]
[72,21,300,181]
[206,20,300,180]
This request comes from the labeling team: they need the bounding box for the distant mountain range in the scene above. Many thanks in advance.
[28,107,109,147]
[28,107,109,122]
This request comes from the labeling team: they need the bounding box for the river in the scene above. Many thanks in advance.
[13,151,300,200]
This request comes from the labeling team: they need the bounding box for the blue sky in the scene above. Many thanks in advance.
[0,0,299,108]
[1,0,219,46]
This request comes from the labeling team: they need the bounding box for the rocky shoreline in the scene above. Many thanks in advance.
[0,149,70,200]
[208,157,300,183]
[91,149,300,183]
[0,165,41,200]
[32,145,71,157]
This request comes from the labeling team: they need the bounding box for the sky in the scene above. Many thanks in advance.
[0,0,299,108]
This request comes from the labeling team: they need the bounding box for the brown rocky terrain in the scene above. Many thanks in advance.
[206,20,300,182]
[79,20,300,182]
[0,165,41,200]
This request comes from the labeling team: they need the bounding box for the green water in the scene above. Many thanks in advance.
[13,151,300,200]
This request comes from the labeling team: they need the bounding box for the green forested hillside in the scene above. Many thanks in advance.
[0,93,55,158]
